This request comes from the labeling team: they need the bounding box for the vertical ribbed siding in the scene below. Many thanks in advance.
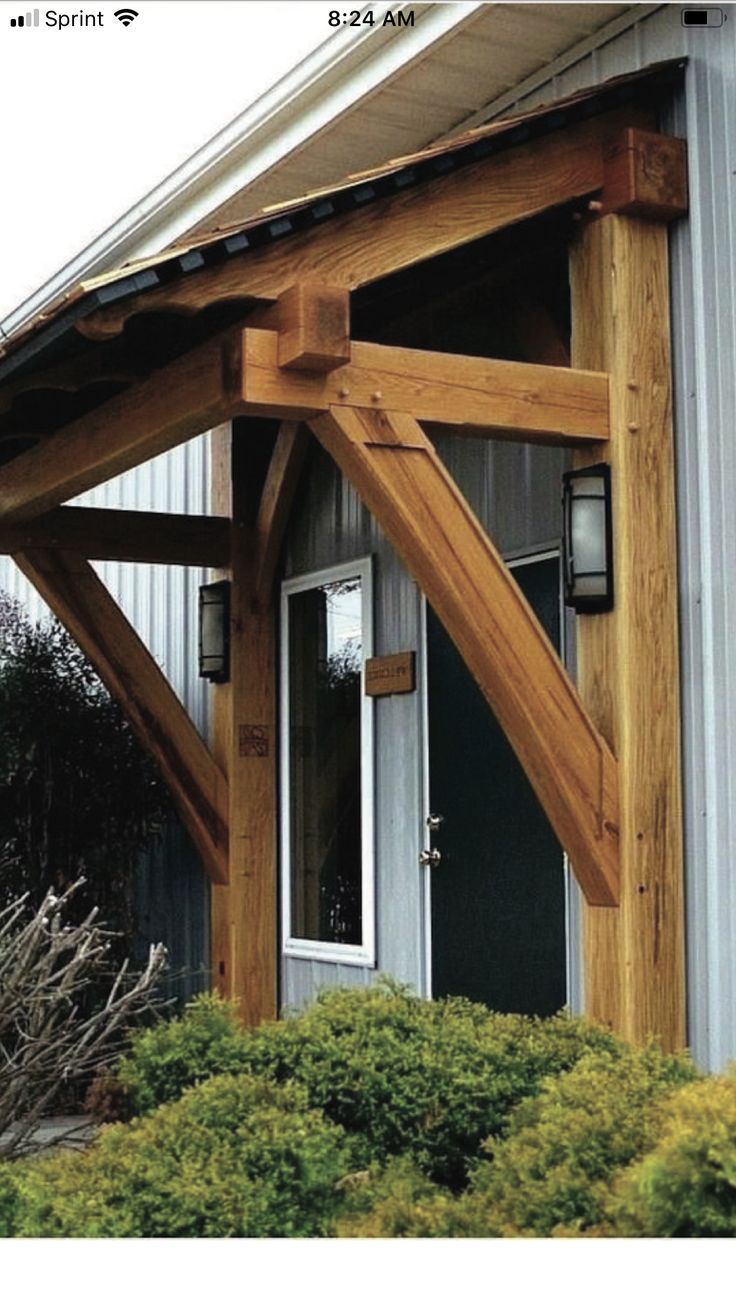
[0,436,211,999]
[481,8,736,1070]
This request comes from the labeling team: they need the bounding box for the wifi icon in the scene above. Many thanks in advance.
[114,8,138,25]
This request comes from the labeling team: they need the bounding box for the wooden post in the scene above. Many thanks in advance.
[570,215,685,1049]
[209,421,279,1025]
[209,424,234,1000]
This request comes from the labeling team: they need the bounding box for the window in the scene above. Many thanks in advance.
[281,558,375,965]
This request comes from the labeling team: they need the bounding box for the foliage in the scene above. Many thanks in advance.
[116,992,254,1116]
[115,982,621,1187]
[0,882,167,1158]
[3,1074,351,1238]
[609,1075,736,1236]
[334,1157,469,1238]
[459,1044,699,1237]
[0,592,170,951]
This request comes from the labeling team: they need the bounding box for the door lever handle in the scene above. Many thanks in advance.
[419,848,442,868]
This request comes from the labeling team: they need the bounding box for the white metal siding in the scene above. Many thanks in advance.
[480,6,736,1070]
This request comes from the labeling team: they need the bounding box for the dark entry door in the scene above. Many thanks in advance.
[427,554,567,1016]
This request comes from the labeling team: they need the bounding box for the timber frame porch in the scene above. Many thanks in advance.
[0,63,688,1048]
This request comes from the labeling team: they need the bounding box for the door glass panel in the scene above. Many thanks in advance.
[288,577,363,944]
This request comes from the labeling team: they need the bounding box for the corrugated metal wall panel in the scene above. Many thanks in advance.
[0,436,211,1000]
[482,8,736,1070]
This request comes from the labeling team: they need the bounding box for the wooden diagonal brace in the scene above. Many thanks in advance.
[309,406,620,907]
[13,549,229,886]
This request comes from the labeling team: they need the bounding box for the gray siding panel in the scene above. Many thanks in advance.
[281,443,426,1010]
[0,437,211,1001]
[485,7,736,1069]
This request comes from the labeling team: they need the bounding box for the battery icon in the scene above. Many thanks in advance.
[682,8,726,24]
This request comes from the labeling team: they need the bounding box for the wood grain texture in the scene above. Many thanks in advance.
[0,506,231,567]
[276,283,351,372]
[240,328,609,446]
[602,128,688,221]
[75,112,641,342]
[252,421,310,613]
[570,216,685,1050]
[228,439,278,1025]
[209,424,235,998]
[310,406,620,907]
[0,332,239,523]
[13,548,229,886]
[208,428,278,1024]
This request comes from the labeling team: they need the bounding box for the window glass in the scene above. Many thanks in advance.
[287,576,363,945]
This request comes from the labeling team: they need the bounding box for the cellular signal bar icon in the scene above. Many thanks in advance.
[10,9,40,25]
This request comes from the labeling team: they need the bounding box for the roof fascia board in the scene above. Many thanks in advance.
[0,1,483,345]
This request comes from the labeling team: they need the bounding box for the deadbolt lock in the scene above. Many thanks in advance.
[426,814,445,831]
[419,848,442,868]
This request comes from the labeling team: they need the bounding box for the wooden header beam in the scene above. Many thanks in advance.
[0,506,231,567]
[13,549,229,886]
[310,406,620,907]
[238,328,609,447]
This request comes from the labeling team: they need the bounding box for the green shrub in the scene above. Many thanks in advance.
[0,1166,19,1238]
[116,983,622,1189]
[457,1044,699,1236]
[334,1157,470,1238]
[234,983,622,1186]
[610,1076,736,1237]
[8,1074,351,1238]
[117,993,253,1115]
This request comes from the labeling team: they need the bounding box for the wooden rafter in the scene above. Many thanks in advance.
[240,328,609,446]
[0,330,240,523]
[0,347,141,417]
[0,506,231,567]
[13,549,229,886]
[72,110,657,344]
[309,405,620,907]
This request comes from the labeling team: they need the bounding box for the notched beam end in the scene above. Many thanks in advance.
[600,128,688,222]
[276,283,351,373]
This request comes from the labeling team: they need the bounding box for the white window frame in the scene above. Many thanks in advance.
[280,557,375,967]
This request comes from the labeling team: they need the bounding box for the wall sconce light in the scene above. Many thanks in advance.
[562,463,614,613]
[198,581,230,682]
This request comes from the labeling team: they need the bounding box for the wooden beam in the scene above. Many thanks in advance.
[274,284,351,372]
[207,425,279,1024]
[602,128,688,221]
[208,424,235,999]
[0,330,239,523]
[74,109,651,342]
[252,422,310,612]
[570,215,685,1050]
[0,347,141,417]
[240,328,609,447]
[309,405,620,907]
[12,549,229,886]
[0,506,231,566]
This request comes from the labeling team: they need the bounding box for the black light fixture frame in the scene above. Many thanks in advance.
[198,580,231,683]
[562,462,614,614]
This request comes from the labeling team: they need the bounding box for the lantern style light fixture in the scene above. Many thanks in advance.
[562,463,614,613]
[198,580,231,682]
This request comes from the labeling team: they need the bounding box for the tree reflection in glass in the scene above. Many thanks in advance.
[288,577,362,945]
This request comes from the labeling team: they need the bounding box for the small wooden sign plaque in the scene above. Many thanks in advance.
[365,652,416,697]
